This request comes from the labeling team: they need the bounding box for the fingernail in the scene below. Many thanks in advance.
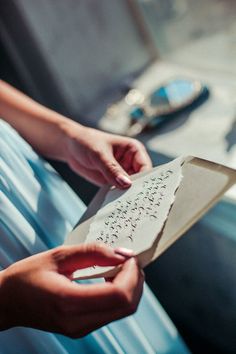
[114,247,134,257]
[116,175,132,187]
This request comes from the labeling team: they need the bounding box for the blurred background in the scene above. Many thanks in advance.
[1,1,236,353]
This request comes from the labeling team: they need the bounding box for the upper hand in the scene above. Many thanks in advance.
[62,121,152,188]
[0,244,144,337]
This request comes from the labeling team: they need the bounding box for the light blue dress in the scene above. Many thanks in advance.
[0,120,190,354]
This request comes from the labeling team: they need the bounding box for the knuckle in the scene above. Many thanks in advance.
[124,300,138,316]
[105,161,118,173]
[105,161,120,176]
[113,287,127,303]
[51,245,66,260]
[86,242,105,255]
[94,149,102,158]
[113,287,137,315]
[50,246,69,271]
[129,138,144,149]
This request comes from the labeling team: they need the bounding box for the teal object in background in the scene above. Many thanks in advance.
[128,78,209,137]
[0,120,189,354]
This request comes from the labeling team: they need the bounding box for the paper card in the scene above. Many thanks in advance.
[71,157,184,278]
[152,157,236,259]
[65,156,236,279]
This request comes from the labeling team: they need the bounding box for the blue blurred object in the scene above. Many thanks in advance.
[130,106,145,120]
[128,78,209,136]
[150,79,200,108]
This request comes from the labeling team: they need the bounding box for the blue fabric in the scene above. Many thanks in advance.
[0,120,190,353]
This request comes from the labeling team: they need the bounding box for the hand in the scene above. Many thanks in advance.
[62,121,152,188]
[0,244,144,338]
[0,80,150,182]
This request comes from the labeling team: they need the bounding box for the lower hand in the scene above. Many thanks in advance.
[0,244,144,338]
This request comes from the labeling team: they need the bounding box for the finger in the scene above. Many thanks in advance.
[118,147,136,173]
[77,258,144,313]
[113,144,127,161]
[52,258,144,318]
[112,258,144,317]
[68,156,107,186]
[54,243,129,275]
[113,258,144,303]
[132,145,152,173]
[95,150,132,189]
[113,138,152,173]
[127,167,136,175]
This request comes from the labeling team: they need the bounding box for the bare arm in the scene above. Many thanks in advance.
[0,80,152,188]
[0,79,79,160]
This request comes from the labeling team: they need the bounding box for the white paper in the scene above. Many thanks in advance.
[76,157,184,278]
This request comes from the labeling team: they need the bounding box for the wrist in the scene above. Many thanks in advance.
[36,113,84,161]
[59,118,87,161]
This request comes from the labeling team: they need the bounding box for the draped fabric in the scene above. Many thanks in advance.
[0,120,189,354]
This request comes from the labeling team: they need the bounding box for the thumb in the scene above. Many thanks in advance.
[54,244,132,275]
[98,151,132,189]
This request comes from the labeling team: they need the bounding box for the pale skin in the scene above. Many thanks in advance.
[0,80,152,337]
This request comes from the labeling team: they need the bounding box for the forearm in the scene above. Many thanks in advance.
[0,80,83,160]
